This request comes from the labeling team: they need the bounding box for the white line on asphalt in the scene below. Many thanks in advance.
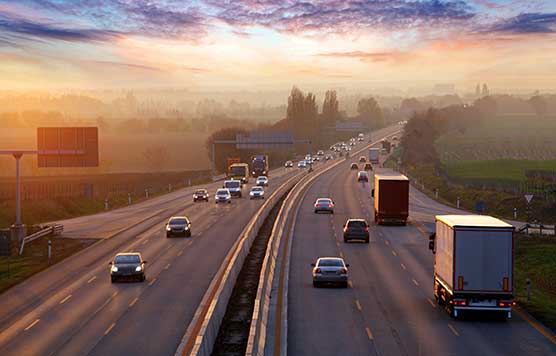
[448,323,460,337]
[348,281,353,288]
[339,251,344,258]
[384,240,390,245]
[129,297,139,308]
[177,250,183,256]
[87,276,97,284]
[112,291,118,298]
[164,263,170,270]
[59,295,72,304]
[365,327,374,340]
[427,298,436,308]
[148,278,156,286]
[391,250,397,256]
[24,319,40,331]
[336,241,340,247]
[400,263,407,270]
[104,322,116,335]
[355,300,362,311]
[187,240,193,247]
[141,239,149,245]
[412,278,419,286]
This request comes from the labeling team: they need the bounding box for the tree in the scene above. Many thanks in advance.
[474,96,498,117]
[529,95,548,117]
[482,83,490,96]
[286,86,319,145]
[400,98,425,116]
[357,97,384,128]
[321,90,339,125]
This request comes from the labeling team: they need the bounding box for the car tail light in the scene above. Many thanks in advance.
[343,227,349,232]
[498,300,513,308]
[365,227,369,232]
[315,268,321,273]
[340,268,347,274]
[453,299,467,306]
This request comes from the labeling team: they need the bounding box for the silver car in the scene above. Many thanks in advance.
[314,198,334,214]
[215,188,232,204]
[249,186,265,199]
[298,160,307,168]
[256,176,268,186]
[312,257,349,288]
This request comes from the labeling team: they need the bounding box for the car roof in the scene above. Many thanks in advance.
[316,197,332,201]
[346,218,366,222]
[358,171,367,174]
[195,189,207,192]
[251,186,263,189]
[257,176,267,179]
[170,216,189,220]
[115,252,141,257]
[317,257,345,263]
[217,188,230,192]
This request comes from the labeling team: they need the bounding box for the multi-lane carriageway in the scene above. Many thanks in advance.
[286,160,556,355]
[0,126,396,356]
[1,122,554,356]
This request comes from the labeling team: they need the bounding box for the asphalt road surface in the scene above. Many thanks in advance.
[288,158,556,355]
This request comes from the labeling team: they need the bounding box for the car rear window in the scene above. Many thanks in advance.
[347,220,367,228]
[318,259,343,267]
[317,199,331,204]
[170,218,188,225]
[114,255,140,264]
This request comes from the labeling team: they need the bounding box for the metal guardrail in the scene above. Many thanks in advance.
[19,224,63,255]
[518,223,556,236]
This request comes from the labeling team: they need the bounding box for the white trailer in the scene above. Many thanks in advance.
[368,148,380,164]
[429,215,514,319]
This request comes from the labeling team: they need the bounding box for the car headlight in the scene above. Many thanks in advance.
[111,265,118,272]
[166,225,171,231]
[135,265,142,272]
[184,226,189,230]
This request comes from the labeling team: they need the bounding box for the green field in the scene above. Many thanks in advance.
[514,235,556,332]
[436,114,556,162]
[445,159,556,183]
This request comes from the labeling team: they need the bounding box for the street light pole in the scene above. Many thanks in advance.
[14,153,22,226]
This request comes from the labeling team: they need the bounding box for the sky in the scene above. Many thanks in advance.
[1,0,556,93]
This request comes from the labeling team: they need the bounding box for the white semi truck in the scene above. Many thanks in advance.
[429,215,514,319]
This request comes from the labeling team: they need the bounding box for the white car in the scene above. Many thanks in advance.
[215,188,232,204]
[249,186,265,199]
[256,176,268,186]
[317,150,324,156]
[298,160,307,168]
[284,161,293,168]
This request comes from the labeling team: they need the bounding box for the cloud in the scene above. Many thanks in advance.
[19,0,207,40]
[0,11,122,42]
[90,61,163,72]
[489,12,556,34]
[317,50,409,63]
[208,0,476,34]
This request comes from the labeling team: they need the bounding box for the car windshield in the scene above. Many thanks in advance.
[195,190,206,194]
[317,199,331,204]
[217,189,229,195]
[359,172,367,177]
[318,259,343,267]
[257,177,266,181]
[252,187,263,192]
[348,220,367,228]
[169,218,188,225]
[114,255,140,264]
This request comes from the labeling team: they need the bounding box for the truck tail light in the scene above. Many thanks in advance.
[503,277,509,291]
[458,276,464,290]
[498,301,513,308]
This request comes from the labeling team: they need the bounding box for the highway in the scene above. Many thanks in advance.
[0,162,302,356]
[287,156,556,355]
[0,125,398,356]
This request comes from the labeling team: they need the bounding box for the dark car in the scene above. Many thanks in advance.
[193,189,209,202]
[350,163,358,170]
[364,163,373,171]
[357,171,368,182]
[166,216,192,237]
[343,219,369,243]
[110,253,147,282]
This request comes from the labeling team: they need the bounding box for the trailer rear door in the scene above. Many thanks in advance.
[454,229,513,292]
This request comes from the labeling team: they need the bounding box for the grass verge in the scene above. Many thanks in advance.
[514,235,556,332]
[0,236,98,294]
